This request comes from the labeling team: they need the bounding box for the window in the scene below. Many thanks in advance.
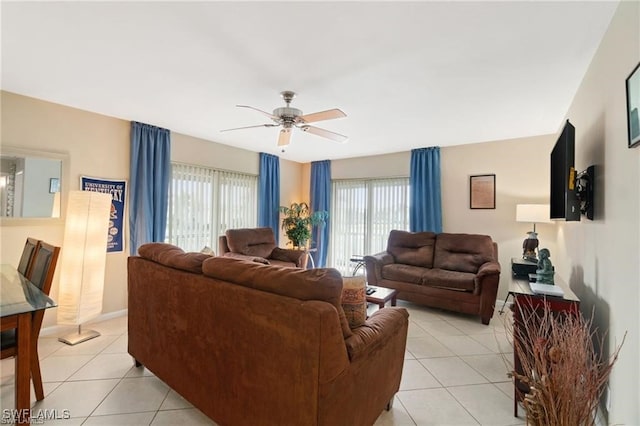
[330,177,409,275]
[166,163,257,252]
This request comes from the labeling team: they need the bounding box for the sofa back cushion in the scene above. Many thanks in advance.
[202,257,353,338]
[138,242,211,273]
[433,233,495,274]
[387,230,437,268]
[225,227,276,258]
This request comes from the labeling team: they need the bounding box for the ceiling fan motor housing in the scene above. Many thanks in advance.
[273,107,303,124]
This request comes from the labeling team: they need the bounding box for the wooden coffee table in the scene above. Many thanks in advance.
[366,285,398,309]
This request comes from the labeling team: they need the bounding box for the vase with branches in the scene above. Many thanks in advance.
[507,300,625,425]
[279,202,328,249]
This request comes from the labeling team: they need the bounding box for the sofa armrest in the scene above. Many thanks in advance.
[475,261,501,292]
[477,261,501,279]
[344,307,409,361]
[363,252,394,286]
[270,247,308,268]
[475,261,501,324]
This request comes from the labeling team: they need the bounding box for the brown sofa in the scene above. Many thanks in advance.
[219,227,308,268]
[365,230,501,324]
[128,243,409,426]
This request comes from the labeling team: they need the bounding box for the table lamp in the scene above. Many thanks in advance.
[516,204,552,261]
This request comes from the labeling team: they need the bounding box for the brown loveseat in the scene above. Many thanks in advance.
[365,230,501,324]
[128,243,409,426]
[219,227,308,268]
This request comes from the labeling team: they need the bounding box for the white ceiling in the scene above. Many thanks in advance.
[1,1,618,163]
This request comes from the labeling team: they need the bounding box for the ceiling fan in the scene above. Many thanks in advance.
[220,91,348,147]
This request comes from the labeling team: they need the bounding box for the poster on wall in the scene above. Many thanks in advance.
[81,176,127,253]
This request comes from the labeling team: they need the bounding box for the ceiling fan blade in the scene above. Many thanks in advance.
[300,125,348,143]
[299,108,346,124]
[220,123,278,132]
[237,105,278,120]
[278,128,292,147]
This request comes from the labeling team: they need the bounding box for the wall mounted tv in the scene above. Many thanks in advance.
[550,120,580,221]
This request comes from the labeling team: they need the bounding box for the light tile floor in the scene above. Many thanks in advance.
[0,302,525,425]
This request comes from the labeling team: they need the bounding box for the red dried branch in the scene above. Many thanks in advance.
[506,299,625,426]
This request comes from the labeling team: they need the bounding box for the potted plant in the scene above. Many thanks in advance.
[279,202,328,249]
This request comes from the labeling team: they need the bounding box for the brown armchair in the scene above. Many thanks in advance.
[218,227,308,268]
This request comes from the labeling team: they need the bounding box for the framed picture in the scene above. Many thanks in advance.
[626,62,640,148]
[49,178,60,193]
[470,174,496,209]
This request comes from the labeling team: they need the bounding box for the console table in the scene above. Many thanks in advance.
[507,272,580,417]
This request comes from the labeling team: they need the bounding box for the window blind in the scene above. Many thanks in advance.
[166,163,257,252]
[330,177,409,275]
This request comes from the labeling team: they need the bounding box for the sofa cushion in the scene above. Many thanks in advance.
[387,230,436,268]
[137,243,211,274]
[422,268,476,292]
[222,252,271,264]
[381,264,425,285]
[225,227,276,258]
[341,276,367,329]
[433,233,495,274]
[202,257,353,338]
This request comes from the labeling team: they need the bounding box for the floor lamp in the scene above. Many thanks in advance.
[57,190,112,345]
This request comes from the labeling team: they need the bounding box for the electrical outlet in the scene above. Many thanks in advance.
[606,384,611,411]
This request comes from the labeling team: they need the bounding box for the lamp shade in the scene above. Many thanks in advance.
[516,204,552,223]
[56,191,111,325]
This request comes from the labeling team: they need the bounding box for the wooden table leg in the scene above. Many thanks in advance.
[391,294,397,306]
[16,313,32,424]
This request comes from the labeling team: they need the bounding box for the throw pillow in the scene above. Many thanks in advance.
[341,276,367,329]
[200,246,215,256]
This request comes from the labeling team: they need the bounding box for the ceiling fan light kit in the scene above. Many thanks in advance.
[221,91,347,147]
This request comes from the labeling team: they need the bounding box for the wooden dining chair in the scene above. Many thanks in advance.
[16,238,40,278]
[1,241,60,401]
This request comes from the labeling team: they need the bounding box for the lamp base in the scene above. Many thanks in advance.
[58,329,101,345]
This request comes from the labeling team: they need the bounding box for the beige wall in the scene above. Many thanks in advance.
[326,136,555,301]
[279,159,305,245]
[441,135,557,300]
[1,91,304,328]
[555,1,639,422]
[332,151,410,179]
[1,91,130,328]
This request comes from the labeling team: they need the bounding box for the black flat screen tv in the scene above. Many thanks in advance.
[550,120,580,221]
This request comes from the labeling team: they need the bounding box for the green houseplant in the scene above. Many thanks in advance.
[279,202,328,248]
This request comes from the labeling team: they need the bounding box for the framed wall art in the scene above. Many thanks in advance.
[626,61,640,148]
[470,174,496,209]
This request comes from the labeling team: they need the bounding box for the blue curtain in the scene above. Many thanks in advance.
[258,153,280,244]
[129,121,171,255]
[410,147,443,233]
[310,160,331,268]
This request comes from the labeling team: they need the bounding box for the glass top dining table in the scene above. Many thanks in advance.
[0,264,56,316]
[1,264,56,424]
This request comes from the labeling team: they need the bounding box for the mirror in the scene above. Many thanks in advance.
[0,147,67,220]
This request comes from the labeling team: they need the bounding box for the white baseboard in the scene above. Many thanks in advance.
[40,309,128,337]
